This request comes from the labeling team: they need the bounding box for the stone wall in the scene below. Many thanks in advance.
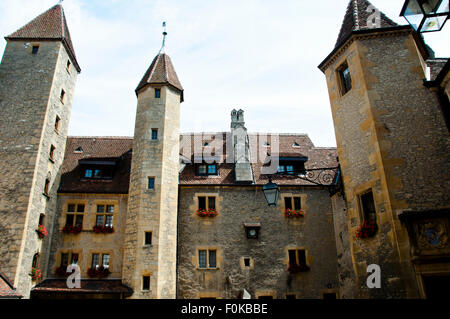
[46,194,128,280]
[0,40,77,297]
[177,186,339,299]
[123,85,180,299]
[322,30,449,298]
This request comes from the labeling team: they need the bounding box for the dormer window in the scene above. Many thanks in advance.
[79,159,117,180]
[196,163,219,176]
[292,142,300,148]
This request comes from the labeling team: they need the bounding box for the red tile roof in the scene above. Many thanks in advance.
[136,53,184,101]
[6,4,80,72]
[335,0,398,49]
[0,271,22,299]
[59,134,337,193]
[59,137,133,194]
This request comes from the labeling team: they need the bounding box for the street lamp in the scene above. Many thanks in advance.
[262,178,280,207]
[400,0,450,33]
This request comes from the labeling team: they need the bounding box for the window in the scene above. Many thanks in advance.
[44,179,50,197]
[32,253,39,268]
[198,196,216,211]
[284,196,302,211]
[91,253,110,269]
[198,249,217,269]
[144,232,152,246]
[91,254,100,269]
[288,249,310,272]
[49,145,56,161]
[148,177,155,190]
[244,258,251,267]
[155,88,161,99]
[60,89,66,103]
[277,161,306,175]
[66,60,71,72]
[82,167,113,180]
[55,116,61,133]
[143,276,151,291]
[61,252,78,267]
[152,129,158,140]
[102,254,110,269]
[96,205,114,228]
[359,190,377,230]
[196,164,219,176]
[245,223,261,239]
[65,204,85,227]
[31,45,39,54]
[38,214,45,227]
[338,62,352,95]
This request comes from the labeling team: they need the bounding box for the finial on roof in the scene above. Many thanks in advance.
[159,22,167,54]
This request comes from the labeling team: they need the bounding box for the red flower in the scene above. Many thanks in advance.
[196,209,218,218]
[356,221,378,239]
[284,209,306,218]
[93,226,115,234]
[30,268,42,281]
[36,225,48,239]
[63,225,82,235]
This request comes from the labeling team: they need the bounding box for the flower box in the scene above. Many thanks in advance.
[93,226,114,234]
[62,225,82,235]
[87,266,111,278]
[284,209,306,218]
[196,209,218,218]
[288,264,310,274]
[30,268,42,282]
[36,225,48,239]
[356,221,378,239]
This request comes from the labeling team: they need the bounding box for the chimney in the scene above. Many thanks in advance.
[230,109,254,183]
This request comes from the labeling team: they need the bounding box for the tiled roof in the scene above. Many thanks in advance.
[0,271,22,299]
[59,134,338,193]
[59,137,133,194]
[335,0,398,49]
[31,279,133,296]
[6,4,80,72]
[136,53,184,101]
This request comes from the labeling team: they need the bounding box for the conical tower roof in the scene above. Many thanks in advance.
[335,0,398,49]
[6,4,80,72]
[136,53,184,102]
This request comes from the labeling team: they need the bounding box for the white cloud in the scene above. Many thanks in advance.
[0,0,449,147]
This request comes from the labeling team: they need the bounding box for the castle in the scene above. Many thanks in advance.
[0,0,449,299]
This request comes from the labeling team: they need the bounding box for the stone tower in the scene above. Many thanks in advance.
[123,50,183,299]
[319,0,450,298]
[0,4,80,298]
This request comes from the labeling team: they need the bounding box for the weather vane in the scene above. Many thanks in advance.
[159,22,167,54]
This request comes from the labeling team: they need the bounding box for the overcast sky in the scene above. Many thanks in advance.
[1,0,449,147]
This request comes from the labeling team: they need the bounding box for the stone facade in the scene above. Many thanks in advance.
[0,39,78,298]
[177,186,339,299]
[123,83,181,299]
[320,27,450,298]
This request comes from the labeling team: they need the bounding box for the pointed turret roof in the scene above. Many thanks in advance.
[335,0,398,49]
[6,4,80,72]
[136,53,184,102]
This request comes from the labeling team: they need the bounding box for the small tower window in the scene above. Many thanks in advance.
[155,88,161,99]
[338,62,352,95]
[143,276,151,291]
[55,116,61,133]
[31,45,39,55]
[44,179,50,197]
[49,145,56,162]
[148,177,155,190]
[66,60,71,72]
[144,232,152,246]
[151,129,158,140]
[60,89,66,103]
